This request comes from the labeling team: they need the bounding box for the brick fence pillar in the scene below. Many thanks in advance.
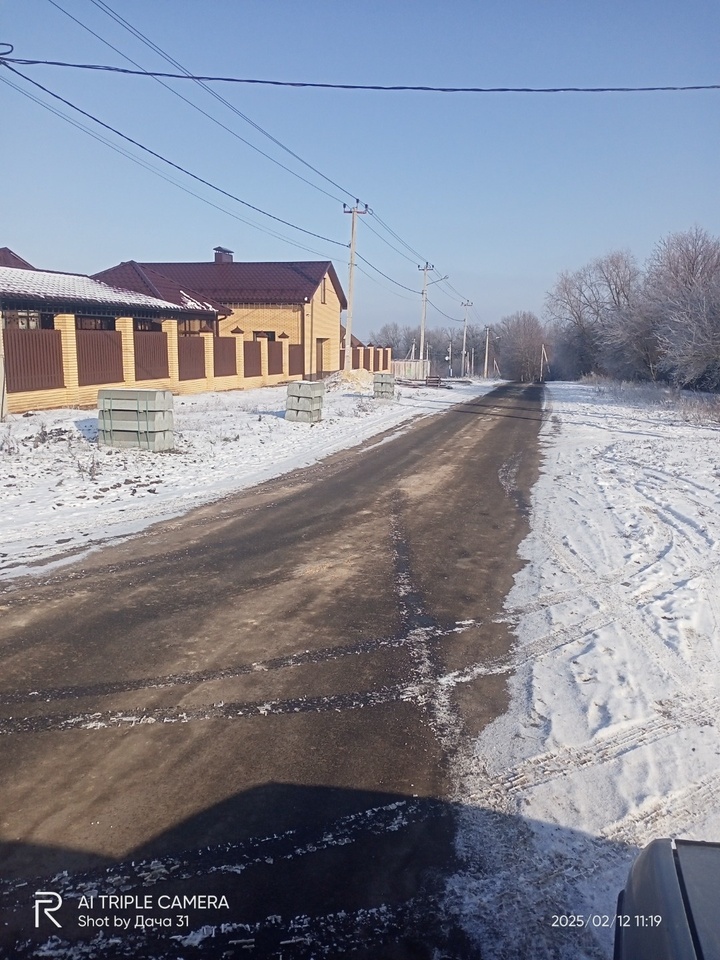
[53,314,80,406]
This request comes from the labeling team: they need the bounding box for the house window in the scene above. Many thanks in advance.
[2,309,54,330]
[321,277,327,304]
[133,319,162,332]
[76,316,116,331]
[253,331,276,341]
[178,318,202,336]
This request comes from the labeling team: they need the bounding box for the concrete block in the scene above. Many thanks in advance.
[98,409,174,432]
[285,407,322,423]
[99,429,174,451]
[288,380,324,399]
[98,389,174,411]
[286,396,323,413]
[374,373,395,385]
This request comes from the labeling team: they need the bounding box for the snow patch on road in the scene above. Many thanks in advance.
[450,380,720,959]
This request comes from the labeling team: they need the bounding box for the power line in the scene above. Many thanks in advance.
[359,217,419,265]
[41,1,448,295]
[427,299,463,322]
[3,63,347,248]
[0,74,345,261]
[43,0,345,204]
[355,253,420,294]
[353,264,417,301]
[5,55,720,94]
[369,211,428,263]
[4,65,420,291]
[74,0,360,201]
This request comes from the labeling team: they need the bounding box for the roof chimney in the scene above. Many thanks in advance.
[213,246,234,264]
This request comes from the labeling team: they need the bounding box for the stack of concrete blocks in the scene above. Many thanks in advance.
[98,389,174,451]
[373,372,395,399]
[285,380,324,423]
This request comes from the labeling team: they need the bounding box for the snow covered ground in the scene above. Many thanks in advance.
[449,380,720,959]
[5,376,720,958]
[0,373,495,582]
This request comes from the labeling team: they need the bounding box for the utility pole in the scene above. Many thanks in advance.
[418,262,433,363]
[471,346,475,377]
[484,326,490,379]
[418,264,448,364]
[343,200,368,371]
[461,301,472,378]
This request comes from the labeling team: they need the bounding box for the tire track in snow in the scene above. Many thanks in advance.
[464,694,718,804]
[603,769,720,845]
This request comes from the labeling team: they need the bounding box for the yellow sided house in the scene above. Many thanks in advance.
[0,257,226,415]
[94,248,349,381]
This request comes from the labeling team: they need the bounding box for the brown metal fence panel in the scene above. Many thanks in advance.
[134,331,168,381]
[243,340,262,378]
[363,348,372,371]
[352,347,362,370]
[267,341,283,376]
[339,349,346,370]
[288,344,303,376]
[178,337,205,380]
[373,349,381,372]
[213,337,236,378]
[3,328,64,393]
[76,330,123,386]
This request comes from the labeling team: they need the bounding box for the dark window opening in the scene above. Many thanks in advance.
[133,318,162,332]
[253,331,276,341]
[76,316,116,331]
[2,309,55,330]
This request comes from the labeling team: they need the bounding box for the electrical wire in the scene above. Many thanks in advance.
[355,253,420,294]
[44,0,346,204]
[359,217,419,266]
[6,55,719,93]
[427,299,463,322]
[0,74,346,262]
[80,0,360,201]
[42,1,443,291]
[4,65,422,294]
[353,264,417,301]
[2,63,347,248]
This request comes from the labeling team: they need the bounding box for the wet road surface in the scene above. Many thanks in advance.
[0,382,544,958]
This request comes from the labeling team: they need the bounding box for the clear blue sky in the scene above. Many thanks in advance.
[3,0,719,338]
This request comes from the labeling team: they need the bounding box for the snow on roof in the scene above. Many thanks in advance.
[0,265,195,313]
[179,290,219,312]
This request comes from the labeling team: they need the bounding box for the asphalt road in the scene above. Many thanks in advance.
[0,382,544,959]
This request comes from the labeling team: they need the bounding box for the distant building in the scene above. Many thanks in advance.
[94,247,348,380]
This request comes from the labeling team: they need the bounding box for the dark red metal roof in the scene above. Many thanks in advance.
[92,262,226,316]
[96,260,347,310]
[0,247,35,270]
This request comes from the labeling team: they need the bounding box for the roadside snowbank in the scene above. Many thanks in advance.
[450,380,720,959]
[1,375,495,581]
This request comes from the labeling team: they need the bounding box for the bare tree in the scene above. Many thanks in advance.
[644,228,720,388]
[496,311,545,382]
[646,226,720,297]
[368,323,420,359]
[545,251,640,377]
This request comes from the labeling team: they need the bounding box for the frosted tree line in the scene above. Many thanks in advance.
[546,226,720,389]
[369,227,720,389]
